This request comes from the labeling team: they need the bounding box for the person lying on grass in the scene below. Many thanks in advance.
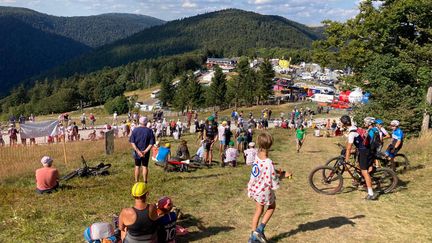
[35,156,59,194]
[247,132,292,243]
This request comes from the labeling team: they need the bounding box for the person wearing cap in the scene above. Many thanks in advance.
[130,116,155,183]
[385,120,404,171]
[119,182,158,242]
[35,156,59,194]
[375,119,391,150]
[203,116,218,166]
[340,115,377,200]
[244,142,258,165]
[223,141,239,167]
[155,143,171,168]
[156,196,177,243]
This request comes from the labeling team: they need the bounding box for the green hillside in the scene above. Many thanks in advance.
[46,9,322,78]
[0,7,165,48]
[0,7,164,97]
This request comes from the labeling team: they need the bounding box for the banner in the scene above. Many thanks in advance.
[20,120,59,139]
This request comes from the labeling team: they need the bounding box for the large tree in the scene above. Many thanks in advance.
[206,66,227,109]
[313,0,432,135]
[256,58,275,104]
[159,75,174,107]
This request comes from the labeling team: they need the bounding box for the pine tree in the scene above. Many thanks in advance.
[256,58,275,104]
[159,76,174,107]
[206,66,227,109]
[187,75,204,110]
[173,73,190,112]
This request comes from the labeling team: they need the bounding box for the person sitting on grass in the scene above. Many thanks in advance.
[247,132,292,243]
[83,222,117,243]
[156,196,177,243]
[244,142,258,165]
[174,140,190,161]
[151,141,160,162]
[155,143,171,167]
[35,156,59,194]
[223,141,239,167]
[119,182,158,243]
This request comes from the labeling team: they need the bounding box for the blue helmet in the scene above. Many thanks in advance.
[375,119,383,125]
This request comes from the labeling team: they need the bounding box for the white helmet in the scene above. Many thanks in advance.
[363,117,376,126]
[390,120,400,127]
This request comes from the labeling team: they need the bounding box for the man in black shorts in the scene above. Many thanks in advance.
[340,115,377,200]
[130,116,155,183]
[204,116,218,166]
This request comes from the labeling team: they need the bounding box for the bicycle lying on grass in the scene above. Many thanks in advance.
[61,156,111,181]
[309,152,399,195]
[326,143,409,173]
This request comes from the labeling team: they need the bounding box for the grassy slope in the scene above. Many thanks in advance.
[0,121,431,242]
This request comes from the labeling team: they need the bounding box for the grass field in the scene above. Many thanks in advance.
[0,123,431,242]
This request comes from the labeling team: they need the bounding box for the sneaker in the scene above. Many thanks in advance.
[365,193,378,200]
[252,231,268,243]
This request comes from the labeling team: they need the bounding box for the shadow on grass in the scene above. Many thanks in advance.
[404,164,425,173]
[164,173,230,182]
[178,213,235,242]
[305,150,322,153]
[269,215,365,242]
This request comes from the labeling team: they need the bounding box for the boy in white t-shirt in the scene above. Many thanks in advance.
[244,142,258,165]
[223,141,238,167]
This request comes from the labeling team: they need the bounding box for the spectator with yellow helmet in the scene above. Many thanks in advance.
[119,182,158,243]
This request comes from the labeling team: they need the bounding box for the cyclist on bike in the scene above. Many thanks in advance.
[340,115,378,200]
[385,120,404,171]
[375,119,391,152]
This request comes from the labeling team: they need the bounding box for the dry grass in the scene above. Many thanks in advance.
[0,113,431,242]
[0,138,131,180]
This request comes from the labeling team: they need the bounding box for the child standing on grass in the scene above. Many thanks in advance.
[247,132,289,243]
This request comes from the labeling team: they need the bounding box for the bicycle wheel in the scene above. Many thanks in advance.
[61,170,79,181]
[91,163,112,176]
[394,154,409,172]
[188,162,203,169]
[309,165,344,195]
[371,167,398,193]
[324,156,345,174]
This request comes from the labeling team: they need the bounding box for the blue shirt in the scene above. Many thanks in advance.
[156,147,170,162]
[157,212,177,243]
[368,127,379,140]
[129,126,155,151]
[392,128,404,144]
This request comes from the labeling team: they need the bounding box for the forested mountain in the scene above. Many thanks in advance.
[46,9,322,78]
[0,7,165,47]
[0,7,164,96]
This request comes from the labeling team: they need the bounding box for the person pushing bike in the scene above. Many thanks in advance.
[385,120,404,171]
[340,115,378,200]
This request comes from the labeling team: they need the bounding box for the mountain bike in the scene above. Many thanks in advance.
[309,156,398,195]
[325,143,409,173]
[61,155,111,181]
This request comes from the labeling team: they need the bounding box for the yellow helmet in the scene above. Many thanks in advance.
[165,143,171,148]
[131,182,149,197]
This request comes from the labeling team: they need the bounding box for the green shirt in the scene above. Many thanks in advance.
[296,129,306,140]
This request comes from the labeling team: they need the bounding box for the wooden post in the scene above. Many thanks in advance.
[62,139,68,165]
[422,86,432,133]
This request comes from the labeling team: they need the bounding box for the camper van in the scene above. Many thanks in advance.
[308,94,335,103]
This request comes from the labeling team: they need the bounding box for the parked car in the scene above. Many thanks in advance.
[330,100,351,109]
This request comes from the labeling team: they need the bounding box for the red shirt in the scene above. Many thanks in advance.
[35,167,59,190]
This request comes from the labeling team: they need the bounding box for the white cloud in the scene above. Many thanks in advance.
[251,0,272,4]
[0,0,16,3]
[182,0,197,8]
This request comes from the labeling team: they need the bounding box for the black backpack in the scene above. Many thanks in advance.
[365,128,381,152]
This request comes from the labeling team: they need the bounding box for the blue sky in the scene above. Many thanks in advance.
[0,0,360,25]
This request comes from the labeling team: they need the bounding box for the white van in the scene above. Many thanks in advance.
[309,94,334,103]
